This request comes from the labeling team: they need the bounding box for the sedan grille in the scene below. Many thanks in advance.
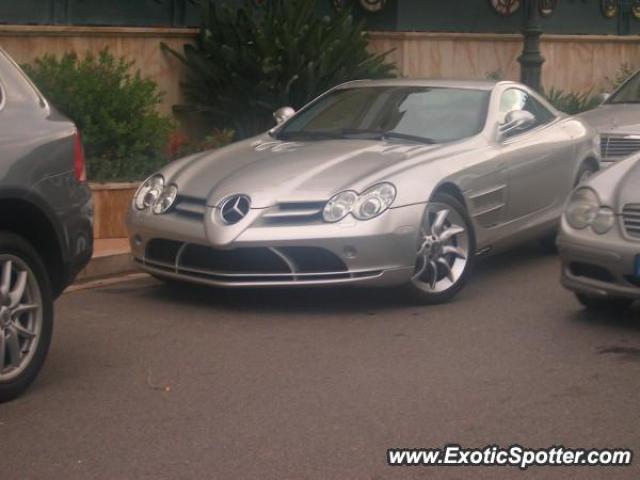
[622,204,640,239]
[141,239,360,283]
[601,135,640,162]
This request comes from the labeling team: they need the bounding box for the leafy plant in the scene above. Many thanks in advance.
[605,62,636,92]
[23,49,173,181]
[543,87,601,115]
[167,128,235,160]
[162,0,396,138]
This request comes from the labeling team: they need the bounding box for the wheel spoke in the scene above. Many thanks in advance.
[411,255,428,281]
[6,329,21,367]
[12,303,38,317]
[440,225,465,242]
[8,271,27,308]
[0,260,11,304]
[431,209,449,236]
[0,330,6,370]
[12,322,36,338]
[442,245,467,260]
[428,260,438,289]
[436,258,455,283]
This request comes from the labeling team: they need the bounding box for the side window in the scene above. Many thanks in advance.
[499,88,555,134]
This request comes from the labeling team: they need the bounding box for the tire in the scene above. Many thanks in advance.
[575,293,633,312]
[403,192,476,304]
[0,232,53,403]
[539,230,558,254]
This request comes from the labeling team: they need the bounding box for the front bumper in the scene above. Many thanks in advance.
[126,203,425,288]
[557,217,640,300]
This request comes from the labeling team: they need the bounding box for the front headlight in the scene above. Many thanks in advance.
[323,191,358,223]
[352,183,397,220]
[592,207,615,234]
[322,183,396,222]
[566,188,599,229]
[135,175,164,210]
[152,185,178,214]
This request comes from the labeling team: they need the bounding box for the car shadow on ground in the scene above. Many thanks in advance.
[134,241,563,315]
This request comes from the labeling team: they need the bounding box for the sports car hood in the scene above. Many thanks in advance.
[588,154,640,211]
[164,135,472,208]
[580,104,640,135]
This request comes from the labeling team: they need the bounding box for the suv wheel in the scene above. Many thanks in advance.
[0,232,53,402]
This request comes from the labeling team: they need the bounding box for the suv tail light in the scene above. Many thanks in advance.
[74,131,87,182]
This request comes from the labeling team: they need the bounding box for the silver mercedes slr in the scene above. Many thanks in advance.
[558,154,640,310]
[127,79,600,303]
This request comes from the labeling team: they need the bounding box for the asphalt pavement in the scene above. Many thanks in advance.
[1,243,639,480]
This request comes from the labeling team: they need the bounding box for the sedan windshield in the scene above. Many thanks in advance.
[608,71,640,104]
[277,86,490,144]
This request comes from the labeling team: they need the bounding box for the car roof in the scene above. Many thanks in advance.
[335,78,503,91]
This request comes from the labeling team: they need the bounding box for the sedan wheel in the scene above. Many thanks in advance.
[0,256,43,382]
[405,193,475,304]
[0,233,53,403]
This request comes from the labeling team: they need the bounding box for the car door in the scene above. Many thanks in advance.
[497,87,572,222]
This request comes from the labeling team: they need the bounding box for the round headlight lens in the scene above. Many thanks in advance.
[566,188,599,229]
[352,183,396,220]
[135,175,164,210]
[592,207,615,234]
[323,191,358,223]
[152,184,178,214]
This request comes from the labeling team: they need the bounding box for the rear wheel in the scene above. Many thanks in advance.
[403,193,475,304]
[576,293,633,312]
[0,232,53,403]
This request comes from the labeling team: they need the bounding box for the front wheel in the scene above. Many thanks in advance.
[0,232,53,403]
[403,193,476,304]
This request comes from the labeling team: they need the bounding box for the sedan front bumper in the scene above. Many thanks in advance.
[126,203,425,288]
[557,217,640,300]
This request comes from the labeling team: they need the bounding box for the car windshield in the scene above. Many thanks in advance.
[608,71,640,104]
[277,86,490,144]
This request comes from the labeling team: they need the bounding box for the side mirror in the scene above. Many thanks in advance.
[273,106,295,125]
[597,92,610,104]
[498,110,536,139]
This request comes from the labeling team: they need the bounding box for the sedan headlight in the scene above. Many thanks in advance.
[134,175,165,211]
[566,188,615,234]
[566,188,599,230]
[322,183,396,222]
[352,183,397,220]
[592,207,615,234]
[152,185,178,214]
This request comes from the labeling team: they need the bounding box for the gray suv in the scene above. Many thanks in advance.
[0,48,93,401]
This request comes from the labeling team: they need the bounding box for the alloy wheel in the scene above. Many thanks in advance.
[411,203,470,294]
[0,255,42,382]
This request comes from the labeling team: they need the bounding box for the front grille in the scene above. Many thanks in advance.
[143,239,356,283]
[172,195,206,220]
[259,202,325,226]
[622,204,640,239]
[601,135,640,162]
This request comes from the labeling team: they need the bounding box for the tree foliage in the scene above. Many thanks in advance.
[23,49,173,181]
[163,0,396,138]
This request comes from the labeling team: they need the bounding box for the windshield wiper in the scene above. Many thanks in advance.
[277,129,436,144]
[380,132,436,144]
